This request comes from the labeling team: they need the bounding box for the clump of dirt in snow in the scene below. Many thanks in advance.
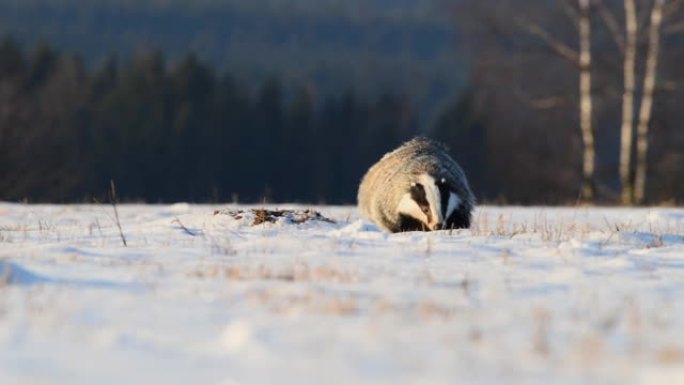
[214,208,336,226]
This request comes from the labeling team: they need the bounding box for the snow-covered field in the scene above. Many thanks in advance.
[1,203,684,385]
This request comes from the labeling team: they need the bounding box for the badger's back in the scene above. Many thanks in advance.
[358,137,474,232]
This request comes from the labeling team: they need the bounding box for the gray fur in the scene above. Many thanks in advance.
[357,137,475,232]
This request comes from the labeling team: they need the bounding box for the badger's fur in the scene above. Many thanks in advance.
[357,137,475,232]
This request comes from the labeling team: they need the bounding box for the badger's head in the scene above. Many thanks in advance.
[397,174,461,231]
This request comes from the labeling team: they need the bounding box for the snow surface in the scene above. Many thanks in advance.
[1,203,684,385]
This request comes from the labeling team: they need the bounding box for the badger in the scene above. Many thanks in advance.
[357,137,475,232]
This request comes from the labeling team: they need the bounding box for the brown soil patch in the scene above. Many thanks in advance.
[214,208,336,226]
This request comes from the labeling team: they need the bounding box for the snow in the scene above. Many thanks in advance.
[1,203,684,384]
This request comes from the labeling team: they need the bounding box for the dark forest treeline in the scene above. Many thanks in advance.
[0,0,463,128]
[1,37,682,205]
[0,37,465,204]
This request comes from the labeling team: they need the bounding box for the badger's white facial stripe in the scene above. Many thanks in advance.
[417,174,443,227]
[445,192,461,219]
[398,193,428,224]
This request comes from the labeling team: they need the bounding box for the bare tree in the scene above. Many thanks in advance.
[450,0,684,204]
[596,0,677,204]
[619,0,638,204]
[515,0,596,200]
[634,0,667,203]
[578,0,596,200]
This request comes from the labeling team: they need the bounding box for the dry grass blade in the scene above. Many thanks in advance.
[109,180,127,247]
[172,217,201,237]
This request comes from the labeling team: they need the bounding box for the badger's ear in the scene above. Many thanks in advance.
[410,182,417,187]
[440,177,446,184]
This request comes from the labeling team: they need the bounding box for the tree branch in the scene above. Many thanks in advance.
[516,19,580,66]
[638,0,654,32]
[664,20,684,34]
[560,0,580,29]
[664,0,684,19]
[528,96,567,110]
[595,0,626,53]
[663,0,684,34]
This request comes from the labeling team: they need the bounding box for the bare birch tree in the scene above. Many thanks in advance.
[634,0,667,203]
[451,0,684,203]
[578,0,596,200]
[599,0,677,204]
[517,0,596,200]
[619,0,638,204]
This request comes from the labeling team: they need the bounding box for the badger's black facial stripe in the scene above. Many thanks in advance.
[409,183,432,221]
[438,182,451,218]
